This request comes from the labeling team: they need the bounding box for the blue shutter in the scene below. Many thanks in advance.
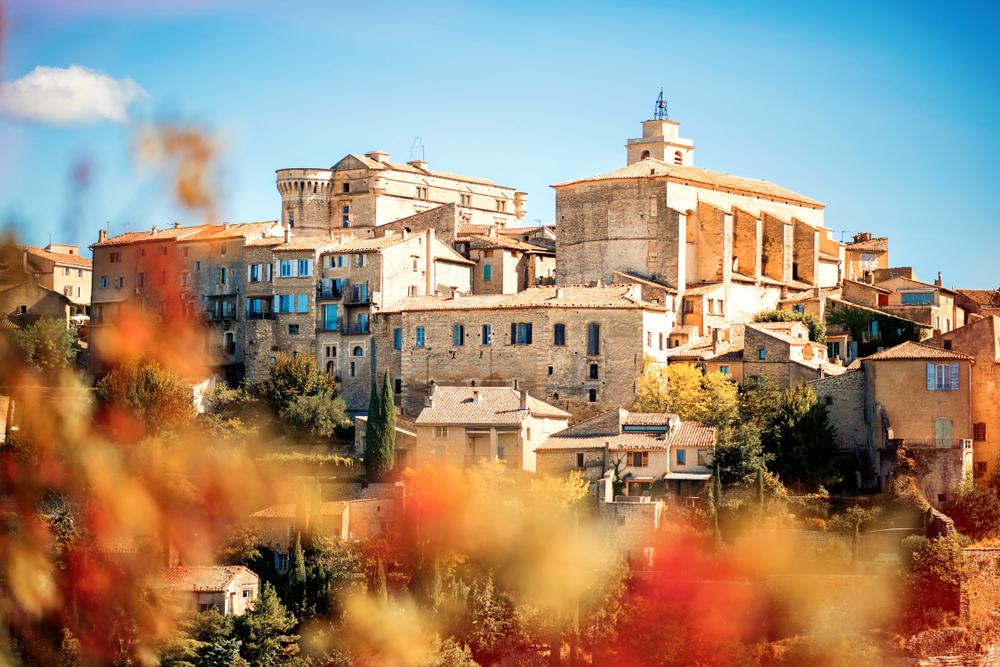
[297,294,308,313]
[950,363,960,391]
[511,322,517,345]
[927,363,936,391]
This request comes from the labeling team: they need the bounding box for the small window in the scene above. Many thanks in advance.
[434,426,448,438]
[342,182,350,193]
[589,363,599,380]
[416,186,429,200]
[349,361,356,377]
[553,323,566,346]
[288,324,299,336]
[676,449,687,466]
[393,328,402,350]
[394,378,402,394]
[792,304,805,314]
[352,346,364,357]
[631,452,648,467]
[587,323,600,356]
[547,366,554,375]
[976,462,988,478]
[412,258,419,272]
[342,205,350,228]
[481,324,493,345]
[483,264,492,281]
[415,326,426,348]
[697,449,707,466]
[588,389,597,402]
[758,347,767,361]
[576,452,585,468]
[974,423,987,442]
[453,324,465,347]
[719,365,729,376]
[460,193,471,207]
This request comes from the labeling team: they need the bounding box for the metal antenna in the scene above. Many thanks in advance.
[653,88,668,120]
[410,137,425,162]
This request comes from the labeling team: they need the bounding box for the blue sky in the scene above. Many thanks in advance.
[1,0,998,287]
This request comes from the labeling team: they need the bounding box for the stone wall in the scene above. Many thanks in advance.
[809,371,866,452]
[960,547,1000,625]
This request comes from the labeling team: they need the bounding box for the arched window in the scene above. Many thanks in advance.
[640,150,651,160]
[352,346,364,357]
[326,360,335,374]
[673,151,683,165]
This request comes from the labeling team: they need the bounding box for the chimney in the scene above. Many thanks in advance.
[712,328,723,354]
[935,271,942,287]
[151,224,159,234]
[402,228,409,240]
[487,226,497,238]
[519,390,527,410]
[408,159,428,170]
[98,229,108,243]
[365,150,389,164]
[555,287,565,299]
[472,390,481,404]
[173,221,181,229]
[425,394,435,409]
[284,226,293,243]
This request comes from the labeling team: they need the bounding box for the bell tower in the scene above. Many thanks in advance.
[626,90,695,166]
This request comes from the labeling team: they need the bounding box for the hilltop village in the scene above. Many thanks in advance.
[5,102,1000,664]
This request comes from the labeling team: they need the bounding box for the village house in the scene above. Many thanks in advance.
[955,288,1000,321]
[595,473,665,569]
[406,385,570,472]
[552,108,845,339]
[873,272,963,333]
[275,152,526,236]
[251,497,399,570]
[667,321,844,389]
[844,232,889,283]
[534,409,716,502]
[0,278,73,328]
[11,244,92,314]
[165,565,259,615]
[810,340,974,504]
[88,221,283,376]
[941,316,1000,483]
[372,284,674,420]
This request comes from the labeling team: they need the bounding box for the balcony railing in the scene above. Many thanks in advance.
[316,280,343,300]
[245,311,274,320]
[344,289,371,305]
[317,319,369,334]
[203,309,238,321]
[342,321,370,335]
[893,439,973,450]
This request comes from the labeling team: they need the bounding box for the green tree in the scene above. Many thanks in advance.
[461,572,520,665]
[197,638,247,667]
[95,360,194,435]
[713,422,770,487]
[634,364,737,426]
[233,583,299,665]
[279,392,348,441]
[700,372,739,426]
[284,533,308,614]
[12,316,78,373]
[943,485,1000,541]
[250,353,337,415]
[364,371,395,482]
[904,536,970,628]
[752,308,826,342]
[762,385,837,489]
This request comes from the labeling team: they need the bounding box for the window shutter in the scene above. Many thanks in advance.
[926,363,935,391]
[511,322,517,344]
[951,363,960,391]
[273,295,279,313]
[247,265,252,281]
[526,323,533,344]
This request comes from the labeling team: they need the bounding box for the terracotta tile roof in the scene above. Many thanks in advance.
[164,566,257,592]
[464,234,548,253]
[271,235,344,252]
[92,224,211,247]
[536,409,715,452]
[846,359,862,371]
[780,287,841,303]
[19,246,92,268]
[862,340,973,362]
[846,237,888,252]
[683,282,724,296]
[383,284,662,313]
[177,221,280,242]
[956,289,1000,308]
[457,223,495,237]
[332,233,409,253]
[382,161,502,187]
[551,158,824,208]
[827,299,930,329]
[667,325,746,361]
[611,271,678,294]
[250,501,347,519]
[416,386,569,425]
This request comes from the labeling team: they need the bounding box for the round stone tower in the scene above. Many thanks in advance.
[275,168,335,235]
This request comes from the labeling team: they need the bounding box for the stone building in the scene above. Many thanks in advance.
[13,244,92,313]
[89,221,283,376]
[872,273,962,333]
[242,228,472,412]
[534,409,716,501]
[812,340,974,502]
[552,110,844,338]
[941,316,1000,483]
[165,565,259,615]
[372,284,673,420]
[0,279,73,328]
[844,232,888,283]
[275,152,526,236]
[667,321,844,389]
[407,385,570,472]
[956,288,1000,320]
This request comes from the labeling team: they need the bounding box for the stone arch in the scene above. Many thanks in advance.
[640,150,651,160]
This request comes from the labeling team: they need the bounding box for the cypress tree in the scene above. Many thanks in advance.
[364,379,384,481]
[284,532,307,613]
[380,369,396,471]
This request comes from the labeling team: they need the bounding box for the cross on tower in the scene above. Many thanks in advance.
[653,88,668,120]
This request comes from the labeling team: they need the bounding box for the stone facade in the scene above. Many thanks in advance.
[553,115,842,339]
[960,547,1000,626]
[15,244,92,311]
[373,285,672,421]
[276,152,525,236]
[809,370,865,453]
[941,316,1000,483]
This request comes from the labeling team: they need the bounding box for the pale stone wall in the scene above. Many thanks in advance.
[961,548,1000,625]
[346,498,398,541]
[809,371,866,452]
[535,447,605,480]
[375,305,669,421]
